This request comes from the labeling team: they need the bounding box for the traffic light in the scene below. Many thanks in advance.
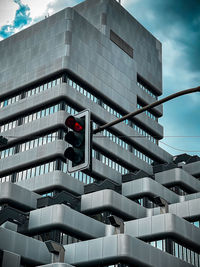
[64,109,91,173]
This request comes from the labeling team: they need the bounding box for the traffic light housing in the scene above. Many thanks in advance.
[64,109,91,173]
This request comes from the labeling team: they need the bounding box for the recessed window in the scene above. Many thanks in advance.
[110,30,133,58]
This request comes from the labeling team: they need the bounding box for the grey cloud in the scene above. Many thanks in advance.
[151,0,200,71]
[128,0,200,72]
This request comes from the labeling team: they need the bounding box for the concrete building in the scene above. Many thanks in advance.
[0,0,200,266]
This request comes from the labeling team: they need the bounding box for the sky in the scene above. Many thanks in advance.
[0,0,200,157]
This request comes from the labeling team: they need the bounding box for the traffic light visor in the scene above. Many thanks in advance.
[65,116,76,129]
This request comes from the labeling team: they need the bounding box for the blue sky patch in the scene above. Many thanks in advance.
[0,0,31,39]
[0,25,14,38]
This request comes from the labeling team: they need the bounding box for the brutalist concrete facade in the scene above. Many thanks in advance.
[0,0,200,266]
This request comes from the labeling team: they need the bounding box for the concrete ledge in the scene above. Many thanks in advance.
[16,171,84,196]
[168,198,200,219]
[1,110,66,146]
[1,250,21,267]
[184,192,200,201]
[0,83,63,123]
[0,140,67,176]
[0,182,40,211]
[2,139,121,186]
[182,161,200,177]
[0,227,51,265]
[136,83,163,116]
[155,168,200,193]
[94,135,152,175]
[64,234,191,267]
[81,189,146,219]
[92,158,122,184]
[122,177,179,204]
[148,198,200,220]
[125,213,200,250]
[27,204,107,239]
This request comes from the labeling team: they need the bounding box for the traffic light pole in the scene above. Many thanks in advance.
[93,86,200,134]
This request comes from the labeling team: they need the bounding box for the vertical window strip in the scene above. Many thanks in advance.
[0,130,61,159]
[149,239,200,266]
[11,160,57,182]
[191,220,200,228]
[0,77,62,109]
[93,122,153,165]
[0,147,15,159]
[0,175,12,183]
[42,192,54,197]
[0,156,127,184]
[92,149,129,175]
[0,150,128,184]
[0,159,95,185]
[59,160,95,184]
[169,186,189,196]
[60,232,80,245]
[137,79,157,99]
[0,102,64,133]
[149,240,166,251]
[137,103,156,121]
[172,240,200,266]
[66,76,157,144]
[33,231,81,245]
[0,119,18,133]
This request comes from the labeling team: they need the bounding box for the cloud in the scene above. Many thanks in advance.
[159,92,200,157]
[0,0,31,39]
[0,0,18,27]
[21,0,56,20]
[0,0,83,39]
[160,37,200,92]
[22,0,81,23]
[125,0,200,72]
[13,0,31,26]
[146,0,200,72]
[0,25,14,38]
[126,0,200,93]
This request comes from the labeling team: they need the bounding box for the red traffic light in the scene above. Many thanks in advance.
[65,116,75,129]
[74,122,83,132]
[65,116,83,132]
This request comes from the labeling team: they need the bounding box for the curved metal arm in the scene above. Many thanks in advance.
[93,86,200,134]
